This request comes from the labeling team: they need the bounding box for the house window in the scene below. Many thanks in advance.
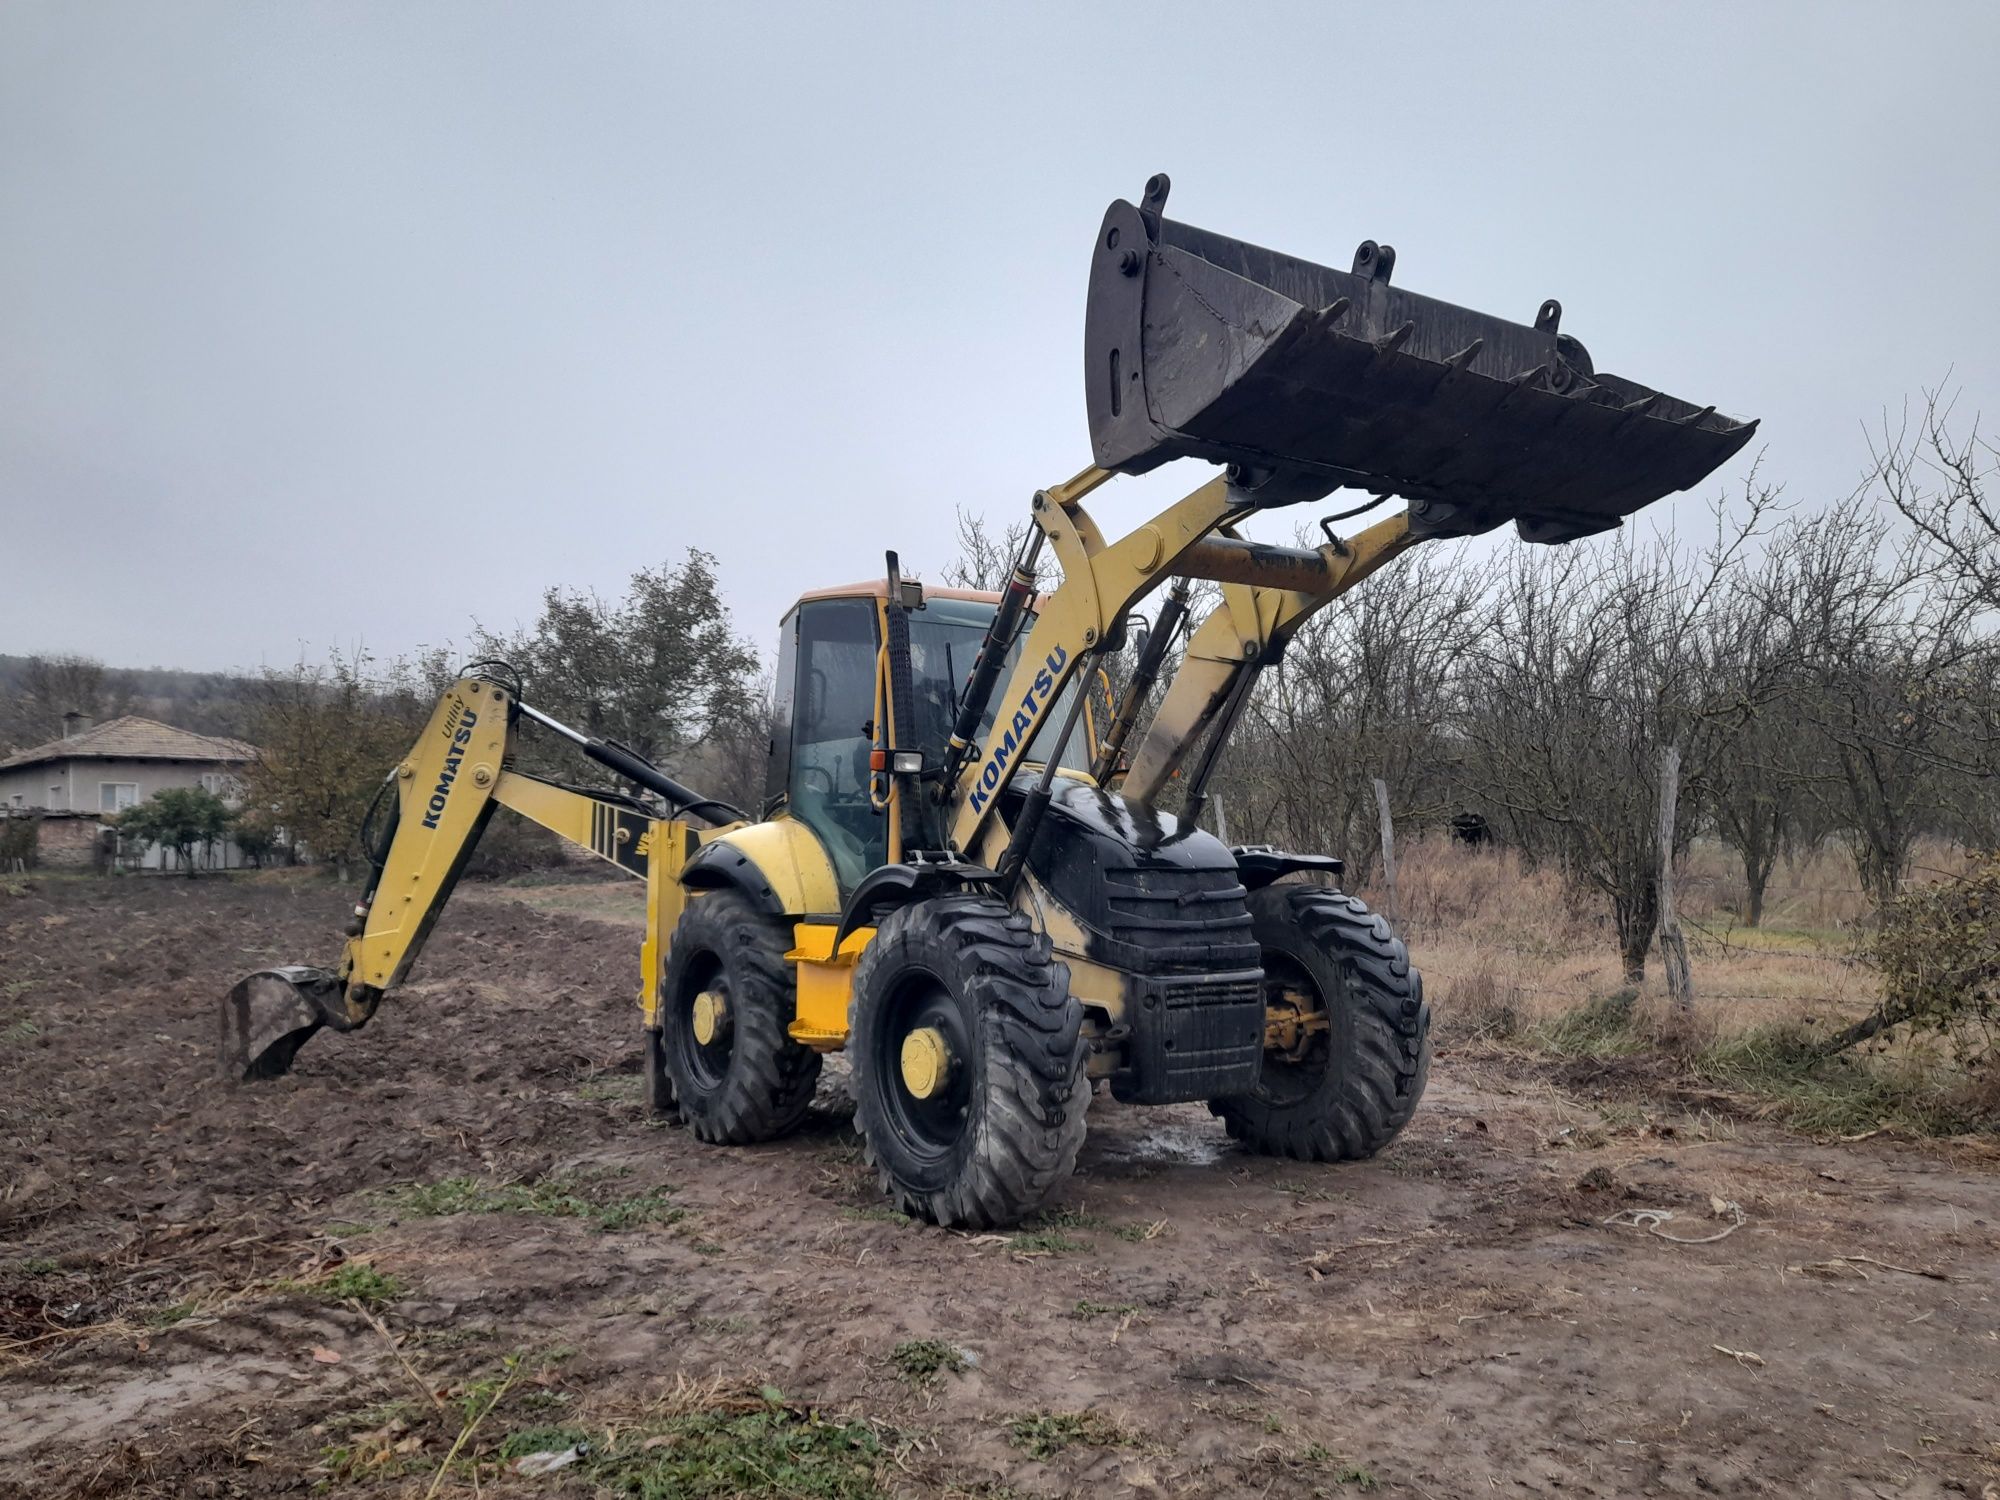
[199,772,231,796]
[100,783,138,813]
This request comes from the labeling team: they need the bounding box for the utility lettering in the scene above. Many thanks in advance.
[967,645,1068,814]
[421,707,481,829]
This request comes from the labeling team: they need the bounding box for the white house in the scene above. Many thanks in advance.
[0,715,258,870]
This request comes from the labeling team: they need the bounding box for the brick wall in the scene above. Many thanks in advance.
[37,816,106,870]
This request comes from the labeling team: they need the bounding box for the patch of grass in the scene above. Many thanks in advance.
[1070,1299,1138,1321]
[495,1404,886,1498]
[697,1314,752,1336]
[888,1338,966,1384]
[2,978,32,1001]
[1005,1410,1136,1460]
[328,1399,425,1434]
[145,1300,197,1328]
[1027,1205,1104,1230]
[1336,1463,1379,1489]
[1527,987,1643,1057]
[1111,1219,1169,1241]
[839,1204,911,1225]
[1006,1228,1089,1255]
[378,1171,682,1232]
[1693,1023,1975,1137]
[14,1256,59,1276]
[0,1017,40,1043]
[316,1261,402,1307]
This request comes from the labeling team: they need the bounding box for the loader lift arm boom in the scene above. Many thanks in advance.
[219,670,742,1080]
[938,466,1420,860]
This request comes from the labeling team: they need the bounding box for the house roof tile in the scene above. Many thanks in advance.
[0,716,258,772]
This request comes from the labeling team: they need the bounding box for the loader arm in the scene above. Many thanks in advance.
[942,470,1426,857]
[221,671,738,1080]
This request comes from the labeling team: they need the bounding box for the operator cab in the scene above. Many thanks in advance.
[766,581,1089,894]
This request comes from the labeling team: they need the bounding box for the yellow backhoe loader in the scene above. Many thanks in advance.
[224,176,1755,1227]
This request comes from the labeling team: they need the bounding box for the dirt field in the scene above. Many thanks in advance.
[3,875,1997,1498]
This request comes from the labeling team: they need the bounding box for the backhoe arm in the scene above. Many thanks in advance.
[221,671,738,1080]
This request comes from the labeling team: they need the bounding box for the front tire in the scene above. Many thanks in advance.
[848,894,1088,1228]
[660,889,822,1144]
[1211,885,1430,1160]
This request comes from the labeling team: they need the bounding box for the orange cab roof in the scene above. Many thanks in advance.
[790,579,1006,608]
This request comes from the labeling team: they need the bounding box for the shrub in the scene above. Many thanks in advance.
[1850,851,2000,1069]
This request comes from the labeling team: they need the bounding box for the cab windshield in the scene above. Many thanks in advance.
[907,597,1090,774]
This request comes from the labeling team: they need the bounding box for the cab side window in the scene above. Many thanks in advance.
[788,600,886,894]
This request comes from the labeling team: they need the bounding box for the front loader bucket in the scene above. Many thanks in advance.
[1085,175,1757,543]
[220,966,347,1081]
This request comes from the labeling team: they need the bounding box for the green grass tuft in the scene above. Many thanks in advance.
[316,1262,402,1307]
[0,1018,41,1043]
[839,1205,912,1225]
[1070,1299,1138,1321]
[1693,1023,1976,1137]
[496,1407,885,1497]
[1006,1228,1089,1255]
[888,1338,966,1384]
[1005,1410,1136,1459]
[1027,1205,1105,1230]
[1528,988,1643,1057]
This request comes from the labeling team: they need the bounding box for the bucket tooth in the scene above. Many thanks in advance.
[1082,178,1757,541]
[1373,321,1416,356]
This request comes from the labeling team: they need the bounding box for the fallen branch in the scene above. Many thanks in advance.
[1712,1344,1766,1369]
[1603,1199,1747,1245]
[351,1300,445,1412]
[1840,1254,1950,1282]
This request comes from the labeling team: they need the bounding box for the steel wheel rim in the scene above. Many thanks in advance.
[874,972,972,1163]
[675,961,734,1091]
[1259,951,1330,1104]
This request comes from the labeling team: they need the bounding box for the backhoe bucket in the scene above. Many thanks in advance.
[1085,176,1757,543]
[220,967,347,1081]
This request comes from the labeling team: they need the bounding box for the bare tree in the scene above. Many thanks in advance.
[1456,492,1779,980]
[1217,545,1481,880]
[1873,391,2000,613]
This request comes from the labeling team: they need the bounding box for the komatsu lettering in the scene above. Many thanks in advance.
[967,645,1067,814]
[420,709,480,829]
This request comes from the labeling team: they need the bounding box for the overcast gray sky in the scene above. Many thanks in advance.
[3,2,1996,673]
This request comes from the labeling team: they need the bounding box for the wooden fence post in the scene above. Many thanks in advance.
[1373,777,1398,925]
[1658,743,1695,1015]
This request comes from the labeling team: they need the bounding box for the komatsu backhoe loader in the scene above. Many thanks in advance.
[224,176,1756,1227]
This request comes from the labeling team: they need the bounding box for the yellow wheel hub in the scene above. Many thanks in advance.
[899,1026,954,1101]
[691,989,730,1046]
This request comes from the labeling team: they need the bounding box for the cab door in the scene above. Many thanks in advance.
[769,598,888,895]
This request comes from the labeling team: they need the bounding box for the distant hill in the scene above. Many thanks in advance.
[0,654,263,753]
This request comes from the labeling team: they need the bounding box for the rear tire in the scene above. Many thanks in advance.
[849,894,1088,1228]
[1210,885,1430,1160]
[660,889,822,1144]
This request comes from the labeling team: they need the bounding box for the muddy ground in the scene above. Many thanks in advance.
[1,875,1996,1498]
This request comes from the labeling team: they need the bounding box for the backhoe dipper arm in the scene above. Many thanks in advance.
[221,672,737,1081]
